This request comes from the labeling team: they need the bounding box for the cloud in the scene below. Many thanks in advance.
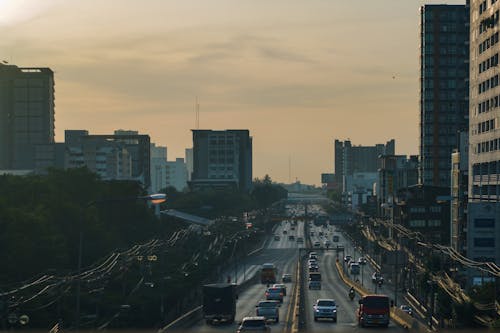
[259,47,315,64]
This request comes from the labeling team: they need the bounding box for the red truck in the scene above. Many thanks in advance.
[357,294,390,327]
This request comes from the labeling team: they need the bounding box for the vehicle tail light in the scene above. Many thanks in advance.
[265,292,269,296]
[280,293,283,296]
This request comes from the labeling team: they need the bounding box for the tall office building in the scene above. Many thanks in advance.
[469,0,500,264]
[185,148,193,181]
[0,63,55,169]
[334,139,395,187]
[190,130,252,192]
[150,143,167,193]
[166,158,188,191]
[64,130,151,187]
[419,4,469,187]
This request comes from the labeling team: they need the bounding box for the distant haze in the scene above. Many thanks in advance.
[0,0,465,185]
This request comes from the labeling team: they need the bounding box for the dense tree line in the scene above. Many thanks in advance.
[0,168,172,284]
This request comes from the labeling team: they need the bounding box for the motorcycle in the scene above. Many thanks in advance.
[349,290,355,300]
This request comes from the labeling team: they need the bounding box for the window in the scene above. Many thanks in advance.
[409,220,426,227]
[428,220,441,227]
[473,238,495,247]
[474,218,495,228]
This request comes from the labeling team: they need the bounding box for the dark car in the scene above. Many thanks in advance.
[282,273,292,283]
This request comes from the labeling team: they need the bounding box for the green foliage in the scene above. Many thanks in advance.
[326,189,342,203]
[0,168,166,284]
[251,175,288,209]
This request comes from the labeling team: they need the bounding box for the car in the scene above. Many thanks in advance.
[282,273,292,283]
[274,235,280,241]
[308,258,317,265]
[357,257,367,265]
[272,283,287,296]
[265,287,283,302]
[237,316,270,333]
[308,264,319,272]
[313,299,337,322]
[344,255,352,263]
[349,262,360,275]
[296,237,304,243]
[332,235,339,242]
[324,240,332,247]
[288,235,295,241]
[283,230,287,234]
[291,226,295,230]
[256,300,280,322]
[399,305,413,316]
[309,252,318,259]
[372,272,384,284]
[318,231,324,236]
[313,241,321,247]
[308,280,321,289]
[310,231,315,236]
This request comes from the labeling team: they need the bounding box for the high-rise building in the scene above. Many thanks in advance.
[468,0,500,265]
[377,155,419,218]
[0,63,55,169]
[166,158,188,192]
[419,4,469,187]
[334,139,395,191]
[64,130,151,187]
[185,148,193,181]
[451,131,468,256]
[150,143,167,193]
[190,130,252,192]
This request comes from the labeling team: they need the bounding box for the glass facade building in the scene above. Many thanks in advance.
[419,4,469,187]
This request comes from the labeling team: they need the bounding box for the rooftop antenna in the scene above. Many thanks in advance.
[197,97,200,129]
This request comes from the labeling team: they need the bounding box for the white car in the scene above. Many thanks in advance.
[313,299,337,322]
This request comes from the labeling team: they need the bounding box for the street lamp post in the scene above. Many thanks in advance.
[75,193,166,330]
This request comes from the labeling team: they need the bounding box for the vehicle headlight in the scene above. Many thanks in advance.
[333,309,337,312]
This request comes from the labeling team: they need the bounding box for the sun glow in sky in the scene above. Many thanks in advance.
[0,0,466,185]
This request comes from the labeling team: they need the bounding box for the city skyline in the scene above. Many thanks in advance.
[0,0,465,184]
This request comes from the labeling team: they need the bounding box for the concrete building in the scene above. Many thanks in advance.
[190,129,252,192]
[419,4,469,187]
[64,130,151,187]
[151,143,167,193]
[334,139,395,192]
[0,63,55,170]
[468,0,500,265]
[377,155,419,218]
[166,158,188,192]
[334,139,395,206]
[394,184,451,245]
[451,131,468,256]
[185,148,193,181]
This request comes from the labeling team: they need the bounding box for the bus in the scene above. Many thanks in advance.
[357,295,390,327]
[260,263,277,284]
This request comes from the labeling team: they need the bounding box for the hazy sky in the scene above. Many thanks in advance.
[0,0,465,185]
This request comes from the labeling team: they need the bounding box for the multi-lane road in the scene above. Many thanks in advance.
[186,212,406,333]
[306,224,405,332]
[188,220,303,333]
